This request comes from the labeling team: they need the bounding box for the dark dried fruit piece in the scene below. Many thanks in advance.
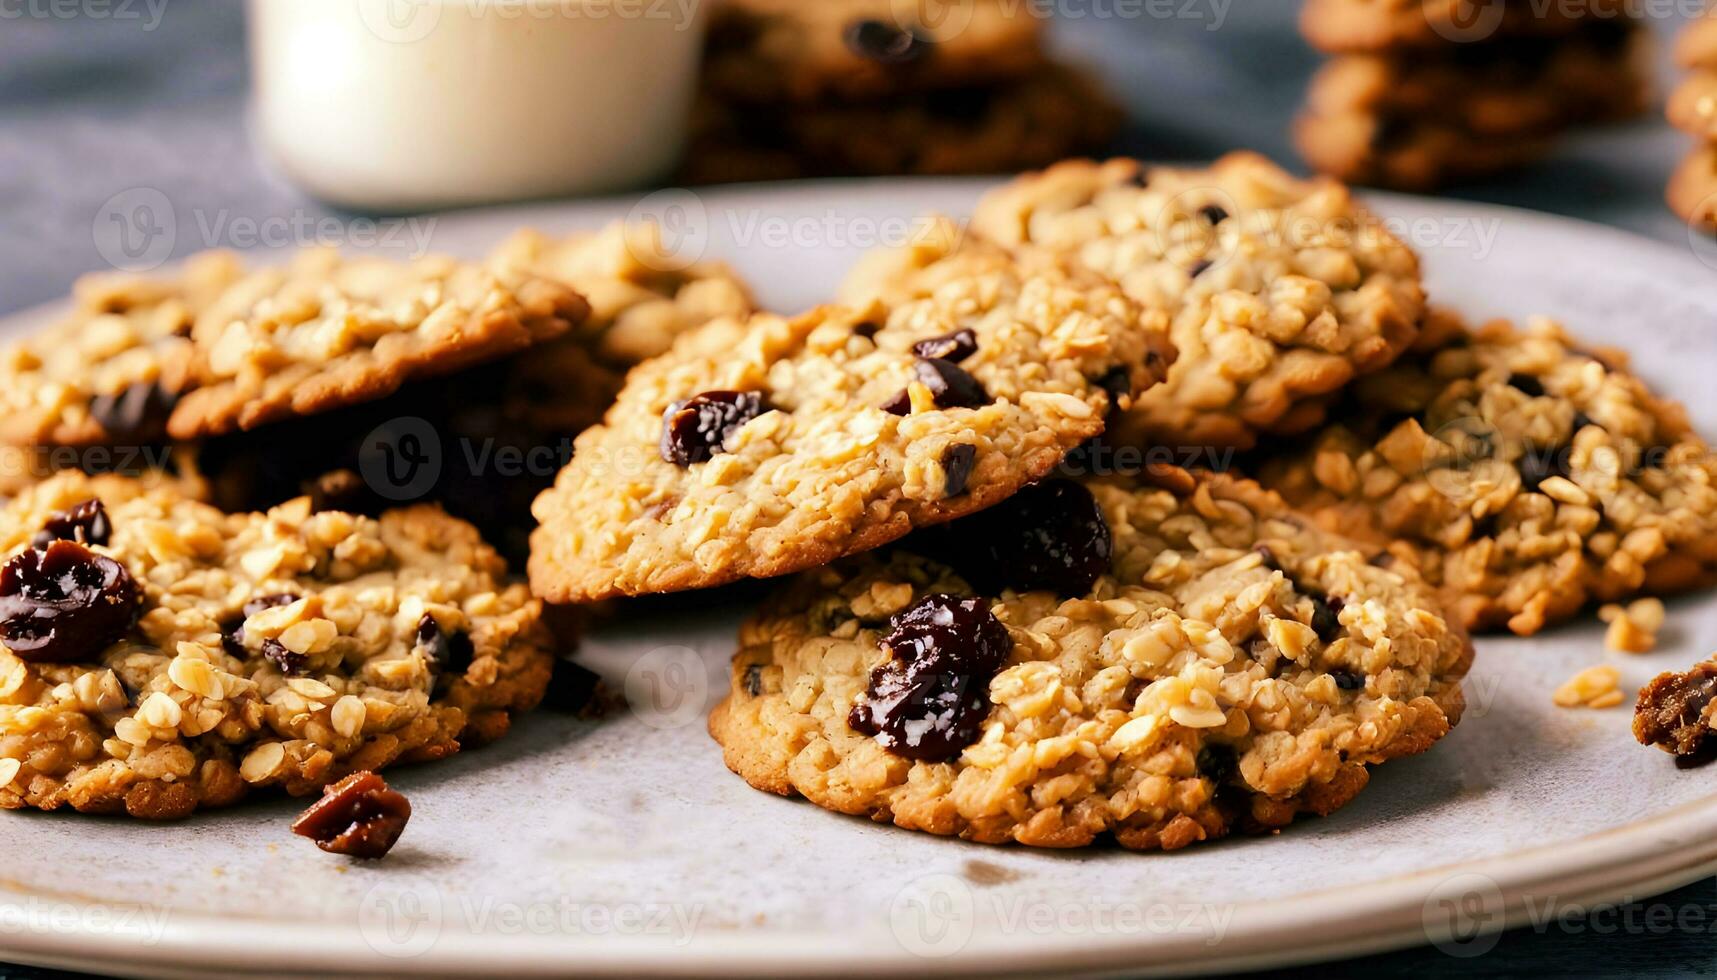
[1507,373,1546,397]
[543,658,602,712]
[1329,669,1365,691]
[912,358,987,409]
[0,541,138,663]
[1517,447,1570,493]
[291,770,412,859]
[939,480,1112,597]
[1198,204,1230,225]
[261,639,308,675]
[89,381,177,443]
[1196,743,1236,783]
[1310,596,1345,643]
[1634,659,1717,757]
[842,18,932,65]
[224,591,300,657]
[32,498,111,549]
[912,328,978,363]
[848,594,1012,761]
[939,444,977,498]
[415,613,474,677]
[853,320,881,339]
[659,390,767,465]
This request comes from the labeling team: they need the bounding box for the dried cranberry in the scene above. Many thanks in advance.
[912,328,978,363]
[1507,373,1546,397]
[291,771,411,859]
[1310,596,1345,643]
[660,390,767,465]
[912,358,987,409]
[32,498,111,549]
[415,614,474,676]
[939,444,977,499]
[1198,204,1230,225]
[848,594,1012,760]
[0,540,137,663]
[939,480,1111,597]
[842,18,932,64]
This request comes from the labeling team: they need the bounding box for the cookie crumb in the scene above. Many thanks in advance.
[1553,665,1624,709]
[1600,598,1666,654]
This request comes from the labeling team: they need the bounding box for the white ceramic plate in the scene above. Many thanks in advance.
[2,180,1716,979]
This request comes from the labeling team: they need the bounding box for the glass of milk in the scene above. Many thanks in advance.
[248,0,706,210]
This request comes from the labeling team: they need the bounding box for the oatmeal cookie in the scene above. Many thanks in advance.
[166,248,589,440]
[963,153,1424,449]
[680,63,1119,185]
[1257,312,1717,636]
[0,251,244,449]
[702,0,1046,105]
[528,237,1174,603]
[0,471,553,819]
[1635,653,1717,759]
[1300,0,1639,53]
[1294,109,1557,192]
[486,221,756,366]
[709,471,1472,850]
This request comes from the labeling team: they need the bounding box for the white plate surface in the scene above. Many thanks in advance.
[2,179,1717,978]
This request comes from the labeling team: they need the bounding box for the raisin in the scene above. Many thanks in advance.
[912,358,987,409]
[1197,744,1236,783]
[1635,661,1717,757]
[261,639,308,675]
[88,381,177,444]
[912,328,978,363]
[291,771,412,859]
[842,18,932,64]
[1198,204,1230,225]
[934,480,1111,596]
[853,320,881,340]
[659,390,767,465]
[847,594,1012,760]
[415,613,474,676]
[1517,447,1569,493]
[0,540,137,663]
[32,498,111,549]
[881,389,912,416]
[939,444,977,498]
[1330,669,1365,691]
[1254,544,1282,572]
[224,592,299,653]
[542,658,601,712]
[1310,596,1345,643]
[1507,373,1546,397]
[743,663,764,697]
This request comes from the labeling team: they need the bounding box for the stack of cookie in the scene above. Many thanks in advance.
[680,0,1119,183]
[1669,6,1717,228]
[1295,0,1651,190]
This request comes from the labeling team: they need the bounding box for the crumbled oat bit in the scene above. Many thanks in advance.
[712,471,1472,851]
[1600,598,1666,654]
[0,471,553,820]
[1260,310,1717,636]
[1553,665,1625,709]
[529,230,1172,603]
[291,770,411,859]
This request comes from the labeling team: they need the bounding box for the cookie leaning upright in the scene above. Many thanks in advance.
[0,471,553,819]
[1668,6,1717,229]
[1257,311,1717,636]
[166,248,589,440]
[527,232,1173,603]
[962,153,1424,449]
[0,251,244,449]
[710,471,1472,850]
